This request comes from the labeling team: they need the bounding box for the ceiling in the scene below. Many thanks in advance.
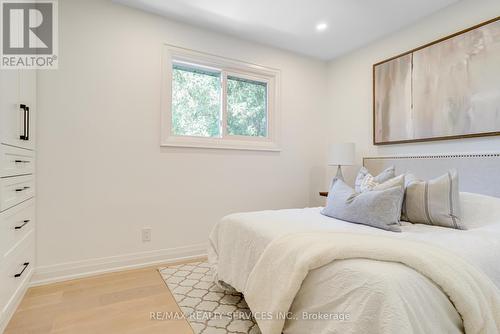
[114,0,460,60]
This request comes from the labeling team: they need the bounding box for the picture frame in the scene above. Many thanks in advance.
[373,16,500,145]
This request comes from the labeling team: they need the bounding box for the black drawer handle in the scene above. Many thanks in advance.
[15,186,30,192]
[26,106,30,141]
[14,262,30,278]
[14,160,30,163]
[19,104,28,141]
[15,220,30,230]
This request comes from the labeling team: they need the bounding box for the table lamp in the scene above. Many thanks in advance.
[328,143,355,181]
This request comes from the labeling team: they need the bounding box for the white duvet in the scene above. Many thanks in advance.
[208,207,500,334]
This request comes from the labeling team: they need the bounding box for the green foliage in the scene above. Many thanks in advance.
[172,67,221,137]
[171,66,267,138]
[227,77,267,137]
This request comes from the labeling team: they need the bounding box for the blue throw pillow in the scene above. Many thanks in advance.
[321,178,404,232]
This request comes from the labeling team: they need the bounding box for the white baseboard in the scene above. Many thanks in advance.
[30,243,207,286]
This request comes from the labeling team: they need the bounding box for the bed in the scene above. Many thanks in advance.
[208,154,500,334]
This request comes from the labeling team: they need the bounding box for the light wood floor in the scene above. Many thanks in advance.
[5,259,205,334]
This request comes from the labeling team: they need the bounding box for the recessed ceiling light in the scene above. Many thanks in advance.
[316,22,328,32]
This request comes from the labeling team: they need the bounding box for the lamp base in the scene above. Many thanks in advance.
[335,165,344,181]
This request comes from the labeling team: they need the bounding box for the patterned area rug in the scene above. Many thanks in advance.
[158,261,261,334]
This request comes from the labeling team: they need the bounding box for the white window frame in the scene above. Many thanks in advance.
[161,44,281,151]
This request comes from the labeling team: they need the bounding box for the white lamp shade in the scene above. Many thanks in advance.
[328,143,355,166]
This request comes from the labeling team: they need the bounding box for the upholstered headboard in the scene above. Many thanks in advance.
[363,153,500,198]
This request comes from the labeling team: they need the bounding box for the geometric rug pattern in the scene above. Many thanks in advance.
[158,261,261,334]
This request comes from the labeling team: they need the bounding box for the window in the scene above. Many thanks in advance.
[162,45,280,151]
[227,76,267,137]
[171,64,222,138]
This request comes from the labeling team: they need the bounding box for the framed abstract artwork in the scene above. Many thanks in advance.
[373,16,500,145]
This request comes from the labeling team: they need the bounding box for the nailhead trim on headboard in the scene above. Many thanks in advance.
[364,153,500,161]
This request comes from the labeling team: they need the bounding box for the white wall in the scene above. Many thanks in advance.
[36,0,500,282]
[326,0,500,184]
[35,0,328,281]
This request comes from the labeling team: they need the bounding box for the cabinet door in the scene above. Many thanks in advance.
[0,70,36,150]
[18,70,36,149]
[0,70,23,149]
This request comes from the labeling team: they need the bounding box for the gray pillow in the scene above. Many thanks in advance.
[402,169,463,229]
[354,166,395,193]
[321,178,404,232]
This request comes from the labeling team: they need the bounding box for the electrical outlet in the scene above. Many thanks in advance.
[142,228,152,242]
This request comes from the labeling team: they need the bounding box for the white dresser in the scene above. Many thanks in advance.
[0,69,37,332]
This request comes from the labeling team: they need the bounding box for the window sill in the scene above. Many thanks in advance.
[161,137,281,152]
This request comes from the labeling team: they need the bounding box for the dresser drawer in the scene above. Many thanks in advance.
[0,175,35,212]
[0,199,35,260]
[0,231,35,314]
[0,144,35,178]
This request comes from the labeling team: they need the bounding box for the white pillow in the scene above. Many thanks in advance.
[460,192,500,229]
[354,166,396,193]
